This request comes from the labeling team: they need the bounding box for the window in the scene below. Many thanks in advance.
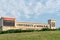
[17,24,33,27]
[3,20,15,26]
[51,22,55,27]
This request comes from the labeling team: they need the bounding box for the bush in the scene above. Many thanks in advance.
[11,29,22,33]
[7,29,22,33]
[0,29,35,34]
[0,31,8,34]
[0,28,58,34]
[41,28,52,31]
[22,29,35,32]
[56,28,60,30]
[0,29,22,34]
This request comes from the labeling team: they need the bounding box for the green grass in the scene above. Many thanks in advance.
[0,31,60,40]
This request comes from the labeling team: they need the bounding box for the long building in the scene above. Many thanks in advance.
[0,17,56,31]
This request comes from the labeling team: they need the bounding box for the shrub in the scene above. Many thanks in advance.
[56,28,60,30]
[0,31,7,34]
[41,28,51,31]
[7,29,22,33]
[0,28,57,34]
[0,29,22,34]
[22,29,35,32]
[0,29,35,34]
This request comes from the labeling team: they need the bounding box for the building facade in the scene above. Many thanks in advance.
[0,17,56,31]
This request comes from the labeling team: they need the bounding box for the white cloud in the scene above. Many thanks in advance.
[0,0,60,20]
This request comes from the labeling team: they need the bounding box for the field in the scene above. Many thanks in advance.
[0,31,60,40]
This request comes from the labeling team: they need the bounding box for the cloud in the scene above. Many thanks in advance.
[0,0,60,20]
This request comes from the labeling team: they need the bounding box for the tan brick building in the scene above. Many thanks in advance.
[0,17,56,31]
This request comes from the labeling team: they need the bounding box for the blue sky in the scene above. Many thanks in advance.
[0,0,60,28]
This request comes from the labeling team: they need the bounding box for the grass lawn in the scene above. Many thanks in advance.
[0,31,60,40]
